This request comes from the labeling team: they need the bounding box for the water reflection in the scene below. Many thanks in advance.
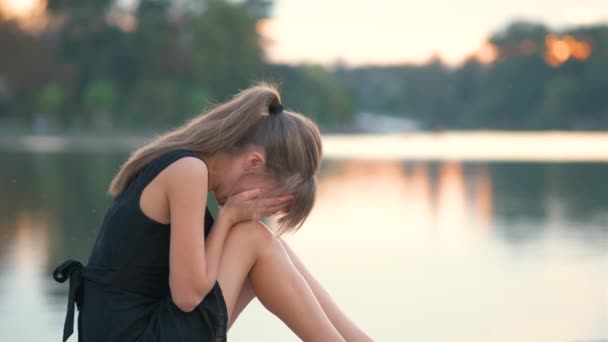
[309,160,498,249]
[282,159,607,342]
[0,210,60,340]
[473,166,493,230]
[0,151,606,341]
[435,161,469,244]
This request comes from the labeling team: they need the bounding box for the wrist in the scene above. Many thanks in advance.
[217,206,236,227]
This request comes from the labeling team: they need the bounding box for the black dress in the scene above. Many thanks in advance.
[52,149,228,342]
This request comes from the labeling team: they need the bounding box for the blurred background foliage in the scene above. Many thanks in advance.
[340,22,608,130]
[0,0,607,132]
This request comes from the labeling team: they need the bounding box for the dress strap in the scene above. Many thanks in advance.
[53,259,85,342]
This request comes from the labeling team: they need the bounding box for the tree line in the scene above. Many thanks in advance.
[0,1,606,132]
[0,0,355,133]
[338,21,608,130]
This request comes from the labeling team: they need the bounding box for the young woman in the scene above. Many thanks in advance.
[53,83,372,342]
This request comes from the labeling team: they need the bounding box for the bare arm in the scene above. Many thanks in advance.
[165,157,233,312]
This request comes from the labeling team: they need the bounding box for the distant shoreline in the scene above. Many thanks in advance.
[2,131,608,162]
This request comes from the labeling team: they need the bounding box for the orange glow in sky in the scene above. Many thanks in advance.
[0,0,47,31]
[265,0,608,66]
[2,0,606,66]
[545,34,592,67]
[0,0,44,18]
[475,41,498,64]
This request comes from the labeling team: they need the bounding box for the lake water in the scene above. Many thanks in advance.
[0,146,607,341]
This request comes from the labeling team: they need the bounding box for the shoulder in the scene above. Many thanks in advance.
[164,154,208,178]
[162,154,209,191]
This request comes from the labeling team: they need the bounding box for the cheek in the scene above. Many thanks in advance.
[226,174,253,195]
[227,180,244,195]
[232,174,275,195]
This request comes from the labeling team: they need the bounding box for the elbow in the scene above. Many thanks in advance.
[171,283,213,313]
[172,292,204,312]
[173,297,200,313]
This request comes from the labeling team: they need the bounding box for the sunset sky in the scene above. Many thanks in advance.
[1,0,607,66]
[263,0,608,66]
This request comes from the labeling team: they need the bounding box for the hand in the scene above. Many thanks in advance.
[219,189,294,226]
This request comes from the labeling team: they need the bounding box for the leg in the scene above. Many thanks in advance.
[279,239,373,342]
[227,276,254,330]
[225,238,372,341]
[216,221,344,342]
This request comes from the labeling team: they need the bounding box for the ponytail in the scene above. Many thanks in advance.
[108,81,322,235]
[108,82,280,197]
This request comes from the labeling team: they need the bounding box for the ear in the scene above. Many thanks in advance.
[244,150,266,171]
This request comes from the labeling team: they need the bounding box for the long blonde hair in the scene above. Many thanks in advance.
[108,82,322,235]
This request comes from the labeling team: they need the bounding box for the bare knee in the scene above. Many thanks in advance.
[226,220,278,255]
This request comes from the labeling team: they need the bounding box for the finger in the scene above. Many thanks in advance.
[260,195,294,207]
[261,203,291,217]
[258,202,289,216]
[240,188,262,200]
[264,193,294,201]
[278,194,295,201]
[271,199,293,210]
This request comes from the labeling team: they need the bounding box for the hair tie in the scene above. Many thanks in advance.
[268,103,284,115]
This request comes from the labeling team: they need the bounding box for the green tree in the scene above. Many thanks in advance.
[37,82,66,115]
[539,75,577,128]
[268,64,357,127]
[83,79,118,129]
